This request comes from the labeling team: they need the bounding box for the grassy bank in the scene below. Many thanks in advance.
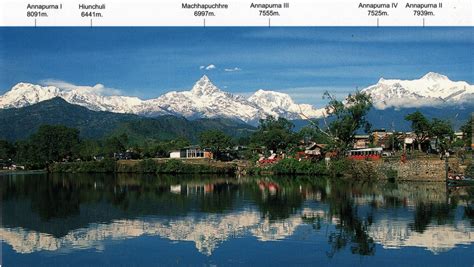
[49,158,237,174]
[250,158,350,178]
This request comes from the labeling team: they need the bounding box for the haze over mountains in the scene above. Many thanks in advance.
[0,72,472,128]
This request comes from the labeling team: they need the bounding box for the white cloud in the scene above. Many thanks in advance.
[224,67,241,72]
[40,79,122,96]
[199,65,205,70]
[205,64,216,70]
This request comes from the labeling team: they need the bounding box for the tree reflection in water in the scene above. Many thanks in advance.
[324,181,375,257]
[410,202,455,233]
[1,173,473,258]
[252,178,306,221]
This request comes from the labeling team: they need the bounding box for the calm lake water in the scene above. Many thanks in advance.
[1,173,473,266]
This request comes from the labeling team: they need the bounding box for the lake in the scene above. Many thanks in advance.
[1,173,473,266]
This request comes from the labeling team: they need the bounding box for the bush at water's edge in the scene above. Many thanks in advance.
[49,159,236,174]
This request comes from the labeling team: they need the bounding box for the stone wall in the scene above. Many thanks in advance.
[383,158,461,181]
[353,158,461,182]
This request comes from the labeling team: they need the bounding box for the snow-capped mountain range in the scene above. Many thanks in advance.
[0,73,472,123]
[0,75,325,123]
[362,72,474,110]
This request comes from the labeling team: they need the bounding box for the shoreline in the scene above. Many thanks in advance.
[4,155,470,183]
[0,169,47,175]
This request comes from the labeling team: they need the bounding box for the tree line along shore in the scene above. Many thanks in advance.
[1,91,472,180]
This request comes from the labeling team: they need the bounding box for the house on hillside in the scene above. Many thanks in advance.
[169,146,213,159]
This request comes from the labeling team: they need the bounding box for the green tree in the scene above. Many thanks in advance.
[0,140,15,160]
[323,91,372,151]
[79,139,101,160]
[460,116,472,147]
[153,137,191,158]
[104,133,129,157]
[430,118,454,152]
[251,116,297,153]
[13,140,33,165]
[199,130,233,159]
[29,125,81,164]
[405,111,431,151]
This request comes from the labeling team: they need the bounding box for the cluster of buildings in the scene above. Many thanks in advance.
[298,129,467,161]
[354,129,466,152]
[108,128,468,162]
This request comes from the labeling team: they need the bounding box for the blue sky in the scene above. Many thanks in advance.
[0,27,472,106]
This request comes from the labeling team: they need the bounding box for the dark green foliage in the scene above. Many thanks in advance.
[154,160,236,174]
[49,158,117,173]
[405,111,431,141]
[137,159,158,173]
[431,118,454,151]
[0,97,255,142]
[104,133,129,157]
[26,125,80,165]
[199,130,233,159]
[251,116,298,153]
[431,118,454,138]
[78,140,101,161]
[271,158,327,175]
[466,163,474,177]
[0,139,15,160]
[323,91,372,151]
[0,98,138,141]
[327,159,351,178]
[152,138,191,158]
[405,111,455,151]
[51,159,236,174]
[460,116,472,147]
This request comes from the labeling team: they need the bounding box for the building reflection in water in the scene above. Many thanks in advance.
[1,173,473,256]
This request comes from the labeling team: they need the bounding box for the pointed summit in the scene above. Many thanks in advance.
[191,75,221,96]
[421,72,449,81]
[199,75,210,82]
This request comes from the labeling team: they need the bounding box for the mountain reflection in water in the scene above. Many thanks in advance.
[1,173,474,260]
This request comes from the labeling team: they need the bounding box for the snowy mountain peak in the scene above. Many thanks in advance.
[250,90,294,106]
[363,72,473,109]
[10,82,55,93]
[191,75,221,96]
[0,83,61,109]
[199,75,210,82]
[2,73,470,124]
[248,89,325,119]
[11,82,35,90]
[421,72,449,81]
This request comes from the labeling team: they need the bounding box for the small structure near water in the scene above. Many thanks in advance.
[170,146,213,159]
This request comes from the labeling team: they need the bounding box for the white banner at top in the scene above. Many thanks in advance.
[0,0,472,27]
